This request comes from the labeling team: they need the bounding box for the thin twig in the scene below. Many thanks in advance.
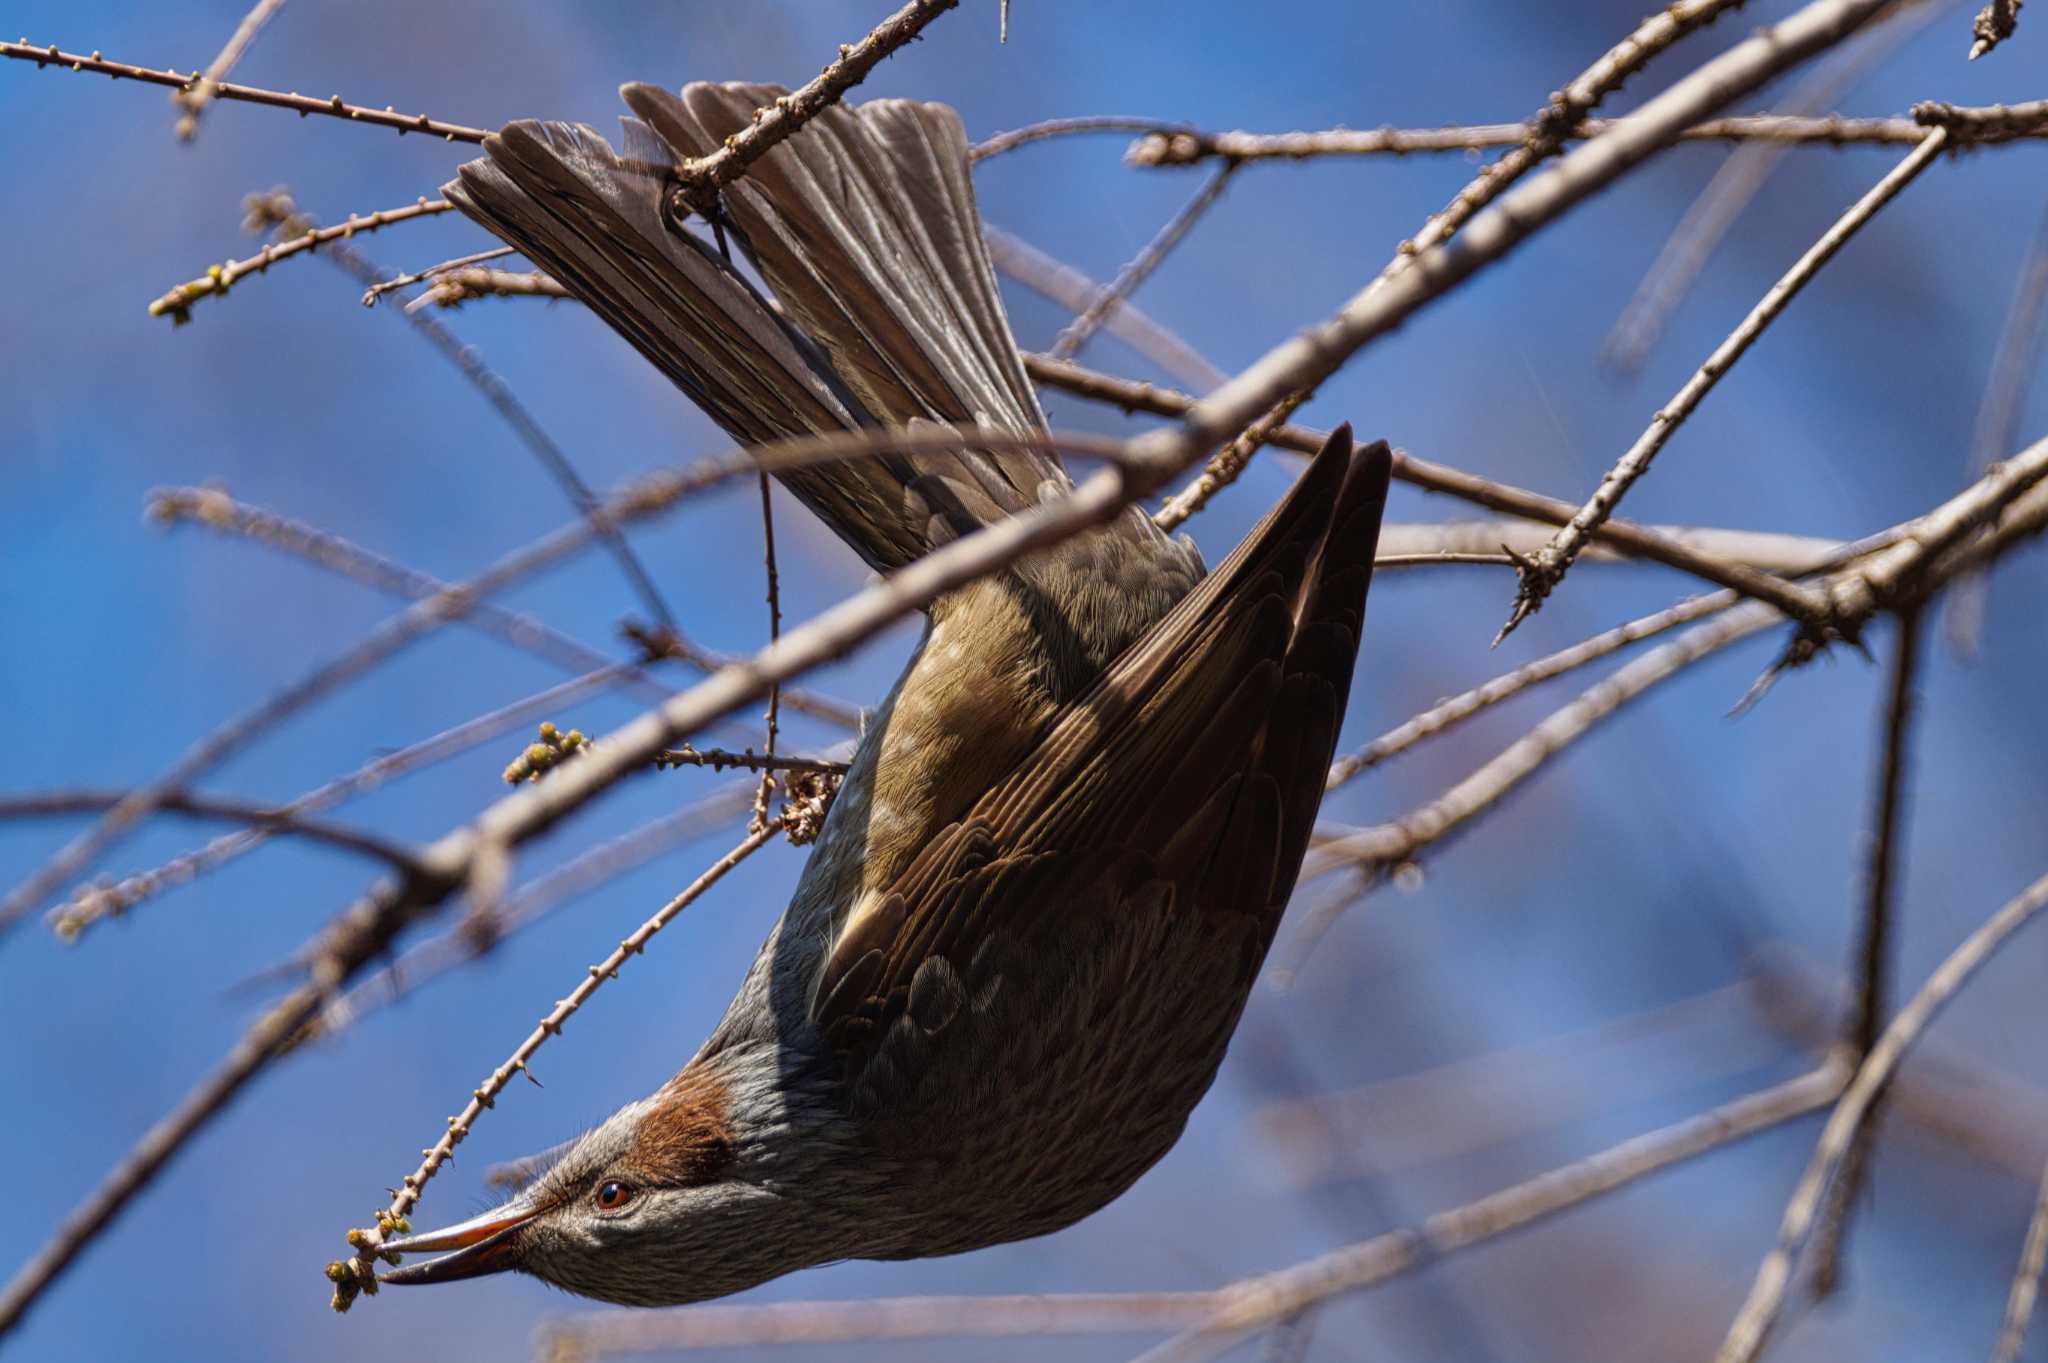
[753,473,784,832]
[1992,1159,2048,1363]
[985,226,1229,392]
[1713,868,2048,1363]
[665,0,961,216]
[625,622,861,731]
[146,197,457,322]
[1810,606,1925,1295]
[654,746,848,777]
[333,824,778,1306]
[1500,128,1950,642]
[1912,95,2048,136]
[409,266,572,311]
[361,245,515,305]
[1048,160,1239,361]
[1135,1064,1850,1363]
[0,39,488,141]
[1154,389,1313,531]
[171,0,288,140]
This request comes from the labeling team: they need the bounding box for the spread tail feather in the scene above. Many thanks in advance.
[446,84,1198,649]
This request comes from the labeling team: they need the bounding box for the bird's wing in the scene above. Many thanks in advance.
[811,429,1392,1076]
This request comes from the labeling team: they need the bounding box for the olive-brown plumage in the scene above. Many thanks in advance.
[380,81,1390,1307]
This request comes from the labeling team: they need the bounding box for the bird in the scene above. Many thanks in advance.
[377,80,1391,1307]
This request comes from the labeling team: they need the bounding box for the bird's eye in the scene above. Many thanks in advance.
[594,1180,635,1211]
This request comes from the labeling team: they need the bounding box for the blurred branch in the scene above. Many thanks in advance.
[974,115,1191,160]
[243,190,679,634]
[1810,607,1924,1295]
[1948,198,2048,655]
[1374,520,1869,572]
[0,39,488,142]
[0,789,419,879]
[625,622,861,731]
[1602,0,1953,373]
[1500,128,1950,642]
[1993,1161,2048,1363]
[1135,1063,1850,1363]
[54,663,643,941]
[1048,161,1239,361]
[1713,868,2048,1363]
[170,0,288,140]
[2,426,1113,944]
[542,1292,1220,1356]
[148,487,674,703]
[986,227,1229,392]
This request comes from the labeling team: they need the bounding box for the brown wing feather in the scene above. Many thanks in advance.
[814,429,1393,1071]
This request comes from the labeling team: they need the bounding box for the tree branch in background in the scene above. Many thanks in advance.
[1499,127,1950,642]
[170,0,288,140]
[1809,606,1924,1295]
[1047,160,1238,361]
[0,38,489,142]
[1712,869,2048,1363]
[1601,0,1954,374]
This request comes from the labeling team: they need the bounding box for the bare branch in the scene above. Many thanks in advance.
[665,0,961,217]
[146,197,457,323]
[0,39,488,142]
[329,824,780,1308]
[1810,606,1925,1295]
[1602,0,1950,373]
[1500,128,1949,641]
[1154,389,1314,531]
[1713,868,2048,1363]
[1993,1160,2048,1363]
[1135,1064,1850,1363]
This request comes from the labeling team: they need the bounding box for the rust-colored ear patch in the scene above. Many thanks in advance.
[631,1065,737,1186]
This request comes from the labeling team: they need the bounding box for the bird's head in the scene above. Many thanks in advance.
[378,1053,852,1306]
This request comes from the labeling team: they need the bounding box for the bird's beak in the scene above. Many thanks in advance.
[376,1201,537,1286]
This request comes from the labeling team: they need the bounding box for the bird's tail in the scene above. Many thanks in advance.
[445,82,1197,638]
